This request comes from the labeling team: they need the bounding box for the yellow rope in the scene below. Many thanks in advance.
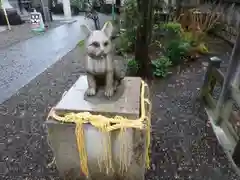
[48,80,151,177]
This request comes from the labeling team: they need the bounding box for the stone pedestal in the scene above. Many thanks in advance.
[46,75,148,180]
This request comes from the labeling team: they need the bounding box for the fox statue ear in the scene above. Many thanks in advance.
[101,21,113,38]
[81,24,92,37]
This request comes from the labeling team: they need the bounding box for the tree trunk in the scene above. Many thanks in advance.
[134,0,153,79]
[176,0,182,17]
[116,0,121,14]
[147,0,154,45]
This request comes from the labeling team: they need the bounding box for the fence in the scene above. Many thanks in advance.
[203,0,240,3]
[200,33,240,171]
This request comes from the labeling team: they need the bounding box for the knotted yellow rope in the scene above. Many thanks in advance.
[48,80,151,178]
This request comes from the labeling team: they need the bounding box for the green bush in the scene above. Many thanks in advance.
[161,22,183,38]
[152,56,172,78]
[78,40,85,47]
[116,0,139,55]
[117,29,136,54]
[157,22,209,65]
[153,22,189,65]
[166,40,191,66]
[127,59,139,75]
[197,42,208,54]
[122,0,139,30]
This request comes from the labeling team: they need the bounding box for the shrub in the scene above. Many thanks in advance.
[156,21,209,65]
[152,56,172,78]
[196,42,208,54]
[115,28,137,55]
[166,40,191,66]
[161,22,183,37]
[127,59,139,76]
[122,0,139,30]
[78,40,85,47]
[117,0,139,54]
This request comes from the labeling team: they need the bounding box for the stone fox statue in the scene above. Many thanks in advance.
[81,22,126,97]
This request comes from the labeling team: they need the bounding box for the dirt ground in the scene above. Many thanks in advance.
[0,36,239,179]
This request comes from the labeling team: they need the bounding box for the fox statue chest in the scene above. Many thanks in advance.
[86,56,113,75]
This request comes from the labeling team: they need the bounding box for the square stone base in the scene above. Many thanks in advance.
[46,75,147,180]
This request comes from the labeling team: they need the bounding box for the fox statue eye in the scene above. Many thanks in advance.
[103,41,109,47]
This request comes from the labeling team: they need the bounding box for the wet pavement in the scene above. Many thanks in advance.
[0,14,111,104]
[0,20,66,49]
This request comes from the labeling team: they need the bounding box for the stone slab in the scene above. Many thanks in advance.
[46,75,146,179]
[54,75,141,119]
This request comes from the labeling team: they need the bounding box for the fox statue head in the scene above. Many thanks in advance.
[81,22,114,59]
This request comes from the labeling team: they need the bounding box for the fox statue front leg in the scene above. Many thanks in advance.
[86,73,96,96]
[105,71,114,97]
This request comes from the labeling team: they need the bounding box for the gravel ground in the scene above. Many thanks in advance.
[0,36,239,179]
[0,20,66,49]
[147,36,240,180]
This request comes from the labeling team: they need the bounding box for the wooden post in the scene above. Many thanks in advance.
[233,64,240,88]
[200,56,221,99]
[215,32,240,125]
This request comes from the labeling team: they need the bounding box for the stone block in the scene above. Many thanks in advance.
[46,75,147,180]
[53,75,141,119]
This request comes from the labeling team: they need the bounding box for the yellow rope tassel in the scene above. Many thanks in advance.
[75,123,89,178]
[48,80,151,177]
